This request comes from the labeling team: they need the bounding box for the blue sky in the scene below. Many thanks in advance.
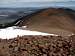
[0,0,75,7]
[0,0,73,2]
[0,0,74,3]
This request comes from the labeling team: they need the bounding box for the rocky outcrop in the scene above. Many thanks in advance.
[0,35,73,56]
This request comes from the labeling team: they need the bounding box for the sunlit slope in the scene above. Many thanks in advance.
[18,8,75,36]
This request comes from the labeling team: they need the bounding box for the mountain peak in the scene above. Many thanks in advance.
[18,8,75,36]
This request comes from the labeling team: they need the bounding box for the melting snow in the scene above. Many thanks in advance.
[0,26,58,39]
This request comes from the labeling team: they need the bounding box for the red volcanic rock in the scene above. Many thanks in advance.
[18,8,75,36]
[0,35,73,56]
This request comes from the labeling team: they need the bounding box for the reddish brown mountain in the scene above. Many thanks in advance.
[18,8,75,36]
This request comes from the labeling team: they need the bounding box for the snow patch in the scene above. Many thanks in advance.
[0,26,58,39]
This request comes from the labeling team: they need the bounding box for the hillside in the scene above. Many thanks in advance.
[18,8,75,36]
[0,35,73,56]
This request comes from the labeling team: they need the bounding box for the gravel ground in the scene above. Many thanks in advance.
[0,35,74,56]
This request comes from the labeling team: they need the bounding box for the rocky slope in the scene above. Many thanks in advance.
[0,35,73,56]
[18,8,75,36]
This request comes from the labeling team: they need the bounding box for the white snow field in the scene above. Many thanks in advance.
[0,26,58,39]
